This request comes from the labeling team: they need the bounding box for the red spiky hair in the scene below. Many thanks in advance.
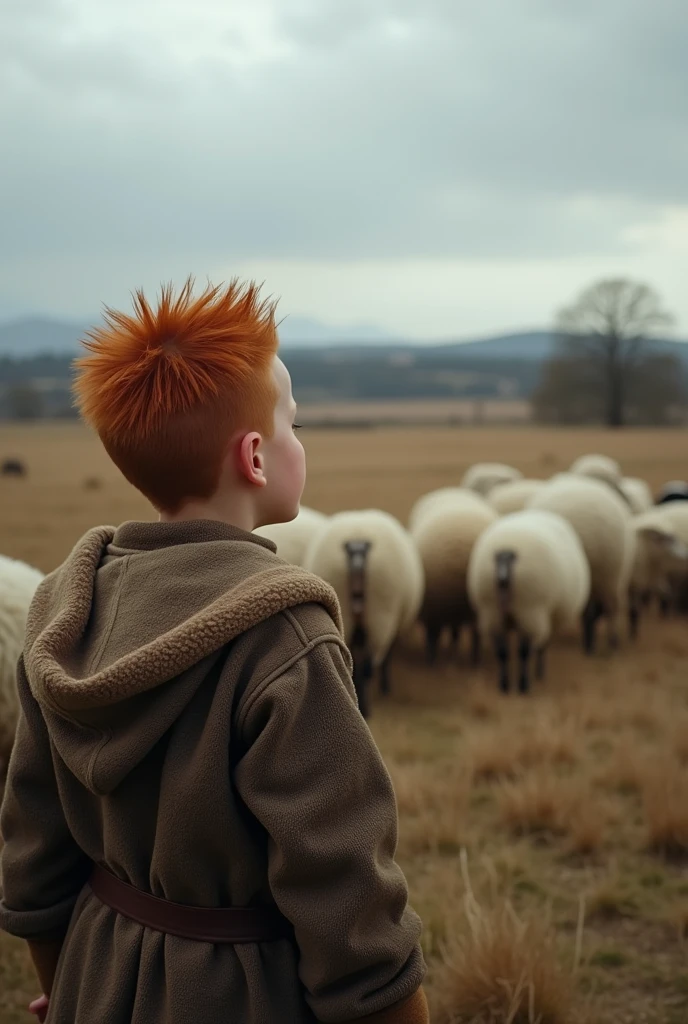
[73,277,279,512]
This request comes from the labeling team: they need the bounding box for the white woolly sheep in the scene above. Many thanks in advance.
[628,510,688,637]
[303,510,423,717]
[467,509,590,693]
[569,453,622,487]
[460,462,523,497]
[656,480,688,505]
[488,479,546,516]
[254,505,328,566]
[410,493,497,664]
[528,474,635,655]
[653,502,688,545]
[619,477,654,515]
[649,503,688,614]
[407,486,489,533]
[0,554,44,779]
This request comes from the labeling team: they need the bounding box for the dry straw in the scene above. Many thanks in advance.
[430,849,586,1024]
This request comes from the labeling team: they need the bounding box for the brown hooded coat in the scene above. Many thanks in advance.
[0,520,426,1023]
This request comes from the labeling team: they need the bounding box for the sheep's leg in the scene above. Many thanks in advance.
[535,646,546,681]
[379,653,391,696]
[608,620,620,651]
[470,623,481,667]
[425,623,441,664]
[659,595,671,619]
[494,634,509,694]
[629,601,639,641]
[518,635,531,694]
[582,599,600,655]
[607,594,624,652]
[449,623,460,653]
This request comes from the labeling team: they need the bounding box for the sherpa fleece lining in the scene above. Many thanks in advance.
[24,526,344,712]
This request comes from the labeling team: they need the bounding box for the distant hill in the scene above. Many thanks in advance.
[0,314,397,355]
[1,315,686,364]
[1,315,687,420]
[0,318,564,358]
[0,317,92,357]
[435,331,556,360]
[277,316,397,345]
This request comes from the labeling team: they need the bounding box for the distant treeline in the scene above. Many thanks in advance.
[0,349,544,421]
[284,349,542,402]
[0,337,686,425]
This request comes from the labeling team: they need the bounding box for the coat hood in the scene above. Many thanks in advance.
[22,520,342,794]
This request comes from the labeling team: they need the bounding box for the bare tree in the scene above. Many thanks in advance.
[538,279,677,427]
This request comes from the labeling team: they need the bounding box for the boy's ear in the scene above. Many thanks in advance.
[237,432,267,488]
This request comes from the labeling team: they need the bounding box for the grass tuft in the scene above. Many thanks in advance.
[429,852,583,1024]
[642,760,688,859]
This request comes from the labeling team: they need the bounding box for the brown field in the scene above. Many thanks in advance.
[296,398,531,425]
[1,421,688,1023]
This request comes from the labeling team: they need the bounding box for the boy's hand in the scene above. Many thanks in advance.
[28,994,49,1022]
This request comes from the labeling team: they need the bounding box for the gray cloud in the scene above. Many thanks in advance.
[1,0,686,321]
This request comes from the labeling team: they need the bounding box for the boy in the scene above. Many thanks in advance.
[0,279,428,1023]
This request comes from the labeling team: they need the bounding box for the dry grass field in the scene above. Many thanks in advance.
[296,398,531,425]
[1,421,688,1023]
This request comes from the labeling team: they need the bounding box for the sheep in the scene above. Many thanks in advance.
[553,467,633,512]
[303,510,423,717]
[654,502,688,545]
[656,480,688,505]
[0,554,44,780]
[569,453,622,487]
[488,479,546,516]
[528,474,635,655]
[254,505,328,566]
[649,503,688,614]
[1,458,26,478]
[619,476,654,515]
[467,510,590,693]
[628,510,688,637]
[408,486,489,533]
[460,462,523,497]
[410,493,497,664]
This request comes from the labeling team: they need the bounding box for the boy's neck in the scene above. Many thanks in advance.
[159,493,257,534]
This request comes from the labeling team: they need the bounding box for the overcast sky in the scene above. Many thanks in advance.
[2,0,687,339]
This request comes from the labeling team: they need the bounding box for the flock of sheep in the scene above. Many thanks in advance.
[1,455,687,778]
[256,454,688,713]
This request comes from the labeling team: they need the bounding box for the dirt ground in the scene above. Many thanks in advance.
[1,422,688,1023]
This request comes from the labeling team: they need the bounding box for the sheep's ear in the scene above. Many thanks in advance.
[638,525,688,559]
[637,525,673,546]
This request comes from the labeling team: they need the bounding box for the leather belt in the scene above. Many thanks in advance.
[89,864,293,944]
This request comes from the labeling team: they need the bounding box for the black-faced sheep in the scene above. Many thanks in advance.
[303,510,423,717]
[410,492,497,664]
[528,474,634,655]
[628,510,688,637]
[467,509,590,693]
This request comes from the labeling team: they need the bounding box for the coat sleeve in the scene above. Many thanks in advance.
[233,634,426,1024]
[0,657,91,940]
